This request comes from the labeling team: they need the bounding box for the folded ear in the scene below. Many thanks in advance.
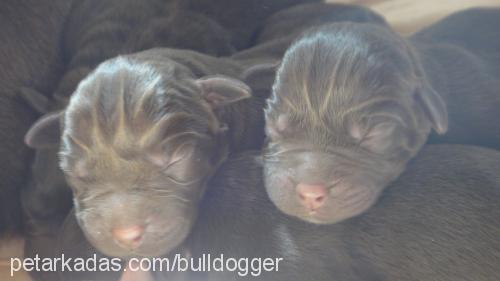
[359,122,398,154]
[196,75,252,108]
[405,42,448,135]
[415,83,448,135]
[25,111,63,149]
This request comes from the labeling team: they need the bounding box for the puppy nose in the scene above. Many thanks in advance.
[112,225,144,249]
[296,183,328,211]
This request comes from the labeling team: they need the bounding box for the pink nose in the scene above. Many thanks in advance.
[112,225,144,249]
[296,183,328,211]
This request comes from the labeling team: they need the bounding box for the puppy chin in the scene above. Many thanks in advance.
[294,203,374,225]
[85,236,171,259]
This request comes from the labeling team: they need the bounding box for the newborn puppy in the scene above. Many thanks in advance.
[0,0,72,237]
[264,9,500,224]
[25,48,269,259]
[186,145,500,281]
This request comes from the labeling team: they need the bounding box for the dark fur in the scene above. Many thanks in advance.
[183,145,500,281]
[231,2,387,67]
[23,47,272,281]
[255,2,387,44]
[22,4,388,280]
[19,2,234,279]
[188,0,322,50]
[26,48,272,260]
[45,145,500,281]
[49,0,236,109]
[264,8,500,224]
[22,148,74,281]
[412,8,500,146]
[0,0,72,238]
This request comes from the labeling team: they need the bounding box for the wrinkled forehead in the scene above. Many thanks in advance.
[66,56,201,122]
[268,24,417,127]
[63,57,216,150]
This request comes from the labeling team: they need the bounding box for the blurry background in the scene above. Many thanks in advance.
[1,0,500,280]
[330,0,500,34]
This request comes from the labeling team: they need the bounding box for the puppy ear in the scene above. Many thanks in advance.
[25,111,63,148]
[196,75,252,108]
[415,83,448,135]
[405,42,448,135]
[360,122,397,154]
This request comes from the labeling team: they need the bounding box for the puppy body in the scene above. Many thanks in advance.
[411,9,500,148]
[255,2,387,44]
[50,0,236,109]
[264,8,500,224]
[188,0,322,50]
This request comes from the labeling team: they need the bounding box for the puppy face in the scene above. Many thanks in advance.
[26,55,251,257]
[263,23,447,224]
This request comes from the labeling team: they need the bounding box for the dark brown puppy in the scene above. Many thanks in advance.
[264,9,500,224]
[21,1,237,270]
[25,48,270,259]
[0,0,72,237]
[20,2,242,279]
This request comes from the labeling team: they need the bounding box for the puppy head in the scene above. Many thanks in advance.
[263,23,447,224]
[25,55,251,257]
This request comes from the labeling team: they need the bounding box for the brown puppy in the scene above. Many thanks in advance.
[25,48,269,259]
[264,9,500,224]
[0,0,72,237]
